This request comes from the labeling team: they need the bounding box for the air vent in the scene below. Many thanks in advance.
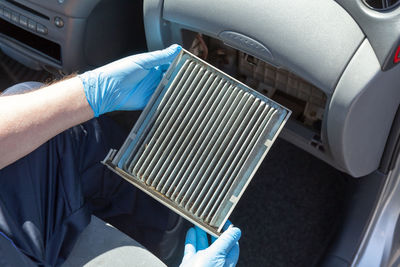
[102,49,290,237]
[363,0,400,10]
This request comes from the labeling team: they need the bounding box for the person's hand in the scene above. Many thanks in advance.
[79,44,182,117]
[180,223,241,267]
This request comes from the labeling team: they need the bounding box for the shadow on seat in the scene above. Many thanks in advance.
[62,216,166,267]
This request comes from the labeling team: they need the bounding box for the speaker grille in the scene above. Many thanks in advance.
[103,50,290,236]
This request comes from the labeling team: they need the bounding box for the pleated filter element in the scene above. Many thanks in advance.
[102,49,291,237]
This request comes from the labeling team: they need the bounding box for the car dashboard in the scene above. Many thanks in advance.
[143,0,400,178]
[0,0,400,178]
[0,0,146,72]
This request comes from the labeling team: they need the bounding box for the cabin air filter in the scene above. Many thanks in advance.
[102,49,291,237]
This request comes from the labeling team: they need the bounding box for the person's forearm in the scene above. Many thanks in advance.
[0,77,93,169]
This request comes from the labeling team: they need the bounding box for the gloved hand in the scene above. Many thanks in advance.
[79,44,182,117]
[180,223,241,267]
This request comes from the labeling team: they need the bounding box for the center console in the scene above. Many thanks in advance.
[0,0,146,73]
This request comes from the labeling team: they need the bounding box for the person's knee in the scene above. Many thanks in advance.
[2,82,43,96]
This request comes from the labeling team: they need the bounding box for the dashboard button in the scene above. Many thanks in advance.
[3,8,11,20]
[11,12,18,23]
[54,16,64,28]
[19,15,28,27]
[36,23,48,35]
[27,19,36,31]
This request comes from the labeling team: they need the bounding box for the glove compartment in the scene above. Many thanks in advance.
[143,0,400,177]
[148,0,364,95]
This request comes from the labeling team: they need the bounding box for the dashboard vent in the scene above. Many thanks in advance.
[102,49,290,237]
[363,0,400,10]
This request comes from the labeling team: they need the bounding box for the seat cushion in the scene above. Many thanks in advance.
[61,216,166,267]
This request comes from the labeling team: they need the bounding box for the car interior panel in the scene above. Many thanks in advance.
[1,0,400,266]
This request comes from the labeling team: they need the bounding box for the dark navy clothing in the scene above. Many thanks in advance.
[0,81,181,266]
[0,117,128,266]
[0,116,179,266]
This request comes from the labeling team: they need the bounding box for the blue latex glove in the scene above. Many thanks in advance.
[180,223,241,267]
[79,44,182,117]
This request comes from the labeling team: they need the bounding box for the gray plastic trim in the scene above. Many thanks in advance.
[143,0,165,51]
[351,154,400,266]
[335,0,400,70]
[279,120,343,172]
[380,106,400,173]
[0,39,57,70]
[144,0,365,95]
[0,0,88,71]
[328,39,400,177]
[218,31,274,63]
[24,0,101,18]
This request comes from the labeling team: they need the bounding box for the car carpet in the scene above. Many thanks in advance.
[230,138,350,267]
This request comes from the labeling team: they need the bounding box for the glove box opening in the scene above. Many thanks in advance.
[181,29,327,153]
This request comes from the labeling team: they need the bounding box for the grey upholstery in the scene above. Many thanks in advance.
[62,216,166,267]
